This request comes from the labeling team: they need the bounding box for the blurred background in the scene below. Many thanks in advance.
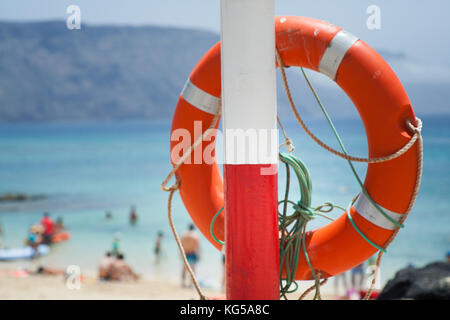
[0,0,448,299]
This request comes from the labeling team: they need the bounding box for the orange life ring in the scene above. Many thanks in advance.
[169,16,419,280]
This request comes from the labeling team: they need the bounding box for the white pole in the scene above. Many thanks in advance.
[221,0,277,156]
[220,0,279,300]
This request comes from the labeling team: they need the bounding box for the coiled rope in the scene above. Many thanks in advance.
[210,153,342,300]
[278,153,343,300]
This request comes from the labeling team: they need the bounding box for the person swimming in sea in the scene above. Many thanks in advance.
[54,217,65,234]
[129,206,138,225]
[112,232,121,257]
[27,224,43,249]
[180,224,200,287]
[105,211,113,221]
[40,212,54,245]
[154,231,163,264]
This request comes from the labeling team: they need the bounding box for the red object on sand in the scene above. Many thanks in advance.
[52,231,71,243]
[359,290,380,300]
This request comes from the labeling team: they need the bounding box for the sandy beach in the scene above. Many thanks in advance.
[0,266,338,300]
[0,268,222,300]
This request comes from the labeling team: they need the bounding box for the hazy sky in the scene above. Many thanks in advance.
[1,0,449,66]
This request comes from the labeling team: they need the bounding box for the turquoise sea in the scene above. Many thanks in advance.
[0,115,448,287]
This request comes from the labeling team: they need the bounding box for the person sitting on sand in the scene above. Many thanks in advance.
[180,223,200,287]
[40,212,54,244]
[34,265,65,276]
[109,253,139,281]
[98,252,114,280]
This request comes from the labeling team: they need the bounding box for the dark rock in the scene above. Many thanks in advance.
[378,262,450,300]
[0,193,46,203]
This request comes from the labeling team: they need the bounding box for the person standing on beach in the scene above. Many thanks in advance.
[221,253,225,292]
[154,231,163,264]
[180,224,200,287]
[351,262,365,292]
[40,212,54,244]
[334,271,348,297]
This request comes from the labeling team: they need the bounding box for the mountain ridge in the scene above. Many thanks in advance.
[0,20,447,123]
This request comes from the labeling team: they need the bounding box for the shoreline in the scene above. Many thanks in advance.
[2,261,448,300]
[0,267,223,300]
[0,265,342,300]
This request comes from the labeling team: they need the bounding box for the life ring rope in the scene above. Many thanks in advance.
[276,49,422,165]
[161,105,222,301]
[274,51,423,299]
[161,106,222,192]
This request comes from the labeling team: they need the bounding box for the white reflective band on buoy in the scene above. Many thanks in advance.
[353,192,404,230]
[318,30,359,80]
[181,79,221,114]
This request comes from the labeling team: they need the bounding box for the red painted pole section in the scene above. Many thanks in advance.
[224,164,279,299]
